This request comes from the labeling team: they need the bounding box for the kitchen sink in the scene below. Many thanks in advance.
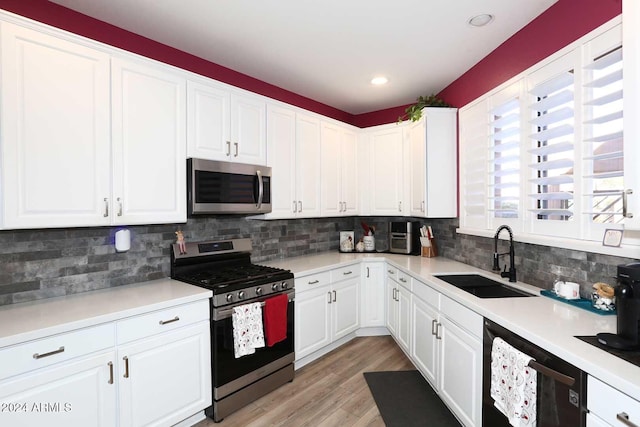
[434,274,535,298]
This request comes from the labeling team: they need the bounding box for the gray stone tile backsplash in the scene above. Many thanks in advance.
[0,217,636,305]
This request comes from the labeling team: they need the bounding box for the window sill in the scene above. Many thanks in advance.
[456,227,640,259]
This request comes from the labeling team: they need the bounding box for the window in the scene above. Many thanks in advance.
[458,20,630,248]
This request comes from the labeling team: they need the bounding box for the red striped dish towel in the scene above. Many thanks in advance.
[264,294,289,347]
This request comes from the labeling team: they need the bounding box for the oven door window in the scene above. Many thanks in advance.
[212,300,293,388]
[390,234,408,251]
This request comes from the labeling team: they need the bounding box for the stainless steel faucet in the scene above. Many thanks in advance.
[493,225,517,282]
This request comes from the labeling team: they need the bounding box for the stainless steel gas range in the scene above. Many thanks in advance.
[171,238,295,422]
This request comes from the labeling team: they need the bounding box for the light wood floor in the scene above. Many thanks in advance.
[194,336,415,427]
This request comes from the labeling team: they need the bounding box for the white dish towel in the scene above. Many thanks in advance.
[232,302,265,358]
[490,337,537,427]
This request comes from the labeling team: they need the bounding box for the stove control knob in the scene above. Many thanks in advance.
[281,281,288,290]
[255,287,263,295]
[271,283,279,291]
[226,294,233,303]
[238,291,246,300]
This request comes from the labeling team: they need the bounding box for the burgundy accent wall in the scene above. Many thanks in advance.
[355,0,622,127]
[0,0,354,124]
[0,0,622,127]
[437,0,622,109]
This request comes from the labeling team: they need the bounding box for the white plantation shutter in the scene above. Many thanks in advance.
[489,94,521,225]
[528,70,575,219]
[459,100,489,229]
[582,27,624,236]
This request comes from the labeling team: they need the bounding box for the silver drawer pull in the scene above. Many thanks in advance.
[617,412,639,427]
[387,270,395,274]
[343,271,353,275]
[33,346,65,359]
[308,280,320,284]
[159,316,180,325]
[399,278,407,283]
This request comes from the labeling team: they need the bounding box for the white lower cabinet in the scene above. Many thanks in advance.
[386,266,412,355]
[410,278,482,427]
[117,321,211,427]
[295,266,360,361]
[411,292,440,388]
[587,375,640,427]
[360,262,386,327]
[0,350,117,427]
[0,299,211,427]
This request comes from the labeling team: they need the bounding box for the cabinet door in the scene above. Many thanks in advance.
[360,262,385,327]
[424,108,457,218]
[295,285,332,360]
[411,297,439,388]
[439,316,482,427]
[0,351,116,427]
[295,114,322,217]
[117,321,211,427]
[370,128,405,215]
[397,285,412,354]
[407,119,427,217]
[230,93,266,165]
[1,22,111,228]
[320,122,342,216]
[332,278,360,340]
[186,80,231,160]
[266,105,297,218]
[341,129,359,215]
[111,57,187,225]
[386,279,398,337]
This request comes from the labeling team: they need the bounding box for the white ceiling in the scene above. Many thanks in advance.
[50,0,558,114]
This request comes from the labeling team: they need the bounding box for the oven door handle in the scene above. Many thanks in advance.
[485,323,576,387]
[213,291,295,321]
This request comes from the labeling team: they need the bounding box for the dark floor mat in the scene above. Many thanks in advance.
[363,370,462,427]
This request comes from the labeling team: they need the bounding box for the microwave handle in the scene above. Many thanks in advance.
[256,170,264,209]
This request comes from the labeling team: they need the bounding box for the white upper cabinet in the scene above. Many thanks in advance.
[407,108,458,218]
[1,22,112,228]
[111,57,187,225]
[320,122,358,216]
[187,80,231,160]
[294,113,322,217]
[187,78,266,165]
[368,125,406,216]
[265,105,321,218]
[1,21,187,228]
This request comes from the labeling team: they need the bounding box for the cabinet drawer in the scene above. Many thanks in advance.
[116,299,209,345]
[440,295,482,338]
[412,278,440,309]
[295,271,331,294]
[588,376,640,425]
[0,323,115,380]
[330,264,360,282]
[386,265,398,280]
[397,270,411,291]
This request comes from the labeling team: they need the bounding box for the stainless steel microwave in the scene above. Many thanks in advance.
[187,158,272,215]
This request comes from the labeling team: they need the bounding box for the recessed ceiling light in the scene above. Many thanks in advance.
[371,76,389,86]
[468,14,494,27]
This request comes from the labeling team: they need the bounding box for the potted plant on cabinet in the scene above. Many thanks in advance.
[397,94,452,123]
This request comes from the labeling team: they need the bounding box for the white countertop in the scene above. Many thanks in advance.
[264,252,640,401]
[0,278,212,348]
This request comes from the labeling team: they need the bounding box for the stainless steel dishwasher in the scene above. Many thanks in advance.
[483,318,587,427]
